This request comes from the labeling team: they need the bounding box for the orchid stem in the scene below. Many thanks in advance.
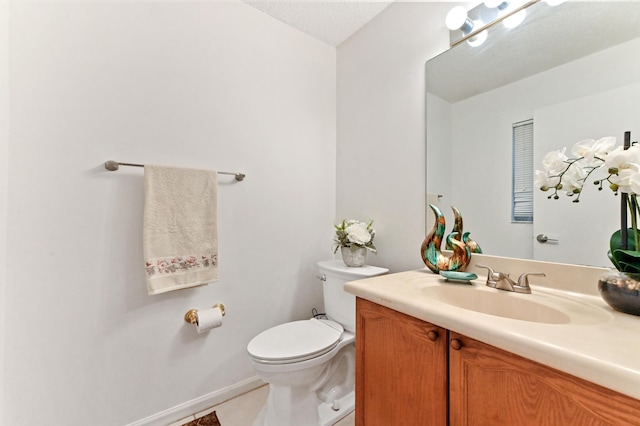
[622,132,631,250]
[628,195,639,250]
[634,195,640,250]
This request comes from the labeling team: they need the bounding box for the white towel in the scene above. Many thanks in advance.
[143,165,218,295]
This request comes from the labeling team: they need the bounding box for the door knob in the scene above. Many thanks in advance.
[536,234,558,243]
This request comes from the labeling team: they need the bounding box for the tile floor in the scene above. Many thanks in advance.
[168,385,355,426]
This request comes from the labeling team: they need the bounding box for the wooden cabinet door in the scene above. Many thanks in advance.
[355,298,448,426]
[449,332,640,426]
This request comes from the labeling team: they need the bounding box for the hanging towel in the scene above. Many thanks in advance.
[143,165,218,295]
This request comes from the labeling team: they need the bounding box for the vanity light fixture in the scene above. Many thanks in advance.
[447,0,542,47]
[484,0,510,11]
[445,6,489,47]
[445,6,475,34]
[467,30,489,47]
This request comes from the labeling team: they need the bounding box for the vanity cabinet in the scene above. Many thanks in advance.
[355,297,448,426]
[356,298,640,426]
[449,332,640,425]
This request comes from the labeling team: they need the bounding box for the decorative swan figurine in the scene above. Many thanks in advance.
[463,231,483,254]
[446,207,464,251]
[445,206,483,254]
[421,204,471,273]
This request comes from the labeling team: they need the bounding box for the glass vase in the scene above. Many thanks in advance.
[598,269,640,316]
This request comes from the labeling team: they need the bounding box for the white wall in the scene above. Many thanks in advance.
[336,2,453,272]
[4,2,335,425]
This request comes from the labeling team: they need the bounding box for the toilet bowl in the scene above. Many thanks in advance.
[247,260,388,426]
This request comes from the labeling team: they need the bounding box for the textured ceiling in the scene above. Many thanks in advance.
[427,1,640,103]
[242,0,395,46]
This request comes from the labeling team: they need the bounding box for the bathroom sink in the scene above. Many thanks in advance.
[421,285,611,325]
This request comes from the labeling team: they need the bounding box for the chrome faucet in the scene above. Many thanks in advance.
[476,264,545,294]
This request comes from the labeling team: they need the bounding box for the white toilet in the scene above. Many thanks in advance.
[247,260,388,426]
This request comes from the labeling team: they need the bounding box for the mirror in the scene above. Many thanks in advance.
[426,1,640,267]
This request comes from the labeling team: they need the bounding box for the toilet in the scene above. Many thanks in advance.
[247,260,388,426]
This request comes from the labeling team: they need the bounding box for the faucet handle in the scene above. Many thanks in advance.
[476,264,499,288]
[515,272,546,293]
[475,263,494,274]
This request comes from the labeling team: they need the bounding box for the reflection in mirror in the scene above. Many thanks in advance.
[426,1,640,267]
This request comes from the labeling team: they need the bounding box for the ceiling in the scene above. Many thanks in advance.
[242,0,395,46]
[427,1,640,103]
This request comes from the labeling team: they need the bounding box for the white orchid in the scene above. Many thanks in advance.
[538,135,640,275]
[561,162,588,195]
[604,144,640,173]
[534,169,559,191]
[535,136,633,201]
[610,163,640,195]
[541,147,568,175]
[571,136,617,166]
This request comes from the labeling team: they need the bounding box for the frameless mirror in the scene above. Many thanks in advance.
[426,1,640,267]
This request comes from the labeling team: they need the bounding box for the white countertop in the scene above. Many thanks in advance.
[345,268,640,400]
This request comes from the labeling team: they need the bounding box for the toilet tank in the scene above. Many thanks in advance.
[317,260,388,332]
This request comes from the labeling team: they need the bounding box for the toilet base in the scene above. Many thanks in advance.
[252,389,354,426]
[251,340,355,426]
[317,390,354,426]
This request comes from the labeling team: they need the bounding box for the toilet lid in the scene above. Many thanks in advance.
[247,319,344,363]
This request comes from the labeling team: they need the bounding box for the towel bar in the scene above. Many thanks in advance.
[104,160,245,181]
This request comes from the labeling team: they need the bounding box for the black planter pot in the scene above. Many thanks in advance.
[598,270,640,316]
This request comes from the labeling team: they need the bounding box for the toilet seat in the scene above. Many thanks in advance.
[247,318,344,364]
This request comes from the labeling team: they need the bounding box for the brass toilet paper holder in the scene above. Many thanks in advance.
[184,303,226,325]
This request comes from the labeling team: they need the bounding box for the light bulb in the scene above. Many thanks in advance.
[446,6,474,33]
[467,30,488,47]
[503,9,526,28]
[484,0,510,10]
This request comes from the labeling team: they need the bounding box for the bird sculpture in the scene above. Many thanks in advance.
[421,204,471,273]
[463,232,482,254]
[446,206,482,254]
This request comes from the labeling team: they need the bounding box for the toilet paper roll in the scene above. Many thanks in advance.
[196,306,224,333]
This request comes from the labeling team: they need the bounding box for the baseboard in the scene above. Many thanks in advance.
[126,375,265,426]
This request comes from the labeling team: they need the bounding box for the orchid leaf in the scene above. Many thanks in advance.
[608,250,622,271]
[620,263,640,275]
[611,248,640,274]
[609,228,640,272]
[609,228,640,252]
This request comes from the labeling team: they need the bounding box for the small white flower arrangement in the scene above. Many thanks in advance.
[333,219,377,254]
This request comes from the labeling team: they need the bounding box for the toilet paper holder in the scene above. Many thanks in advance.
[184,303,226,325]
